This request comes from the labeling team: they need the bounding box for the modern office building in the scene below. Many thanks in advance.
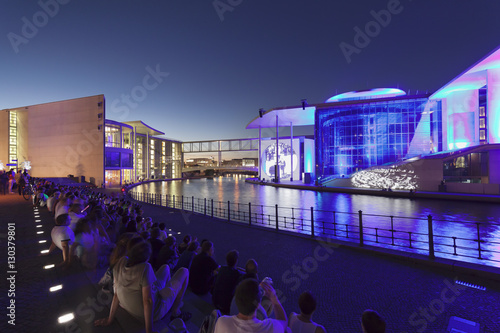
[248,45,500,193]
[1,95,182,187]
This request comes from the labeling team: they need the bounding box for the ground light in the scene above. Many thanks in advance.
[44,264,55,270]
[57,313,74,324]
[50,285,63,292]
[39,240,46,244]
[37,231,44,234]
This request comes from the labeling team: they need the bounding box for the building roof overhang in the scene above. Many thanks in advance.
[430,45,500,100]
[123,121,165,136]
[246,106,316,129]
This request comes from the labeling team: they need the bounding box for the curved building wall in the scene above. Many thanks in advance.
[315,96,440,178]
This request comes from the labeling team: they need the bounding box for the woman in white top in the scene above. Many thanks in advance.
[94,239,191,333]
[288,291,326,333]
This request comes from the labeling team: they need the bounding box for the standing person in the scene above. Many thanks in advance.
[17,170,26,195]
[8,169,15,194]
[288,291,327,333]
[214,278,288,333]
[0,171,8,195]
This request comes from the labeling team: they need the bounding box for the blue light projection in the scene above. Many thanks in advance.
[261,142,297,179]
[325,88,406,103]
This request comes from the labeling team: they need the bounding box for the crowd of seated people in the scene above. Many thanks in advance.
[29,177,386,333]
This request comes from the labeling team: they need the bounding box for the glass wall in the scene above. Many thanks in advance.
[316,97,439,178]
[105,125,121,148]
[443,152,488,183]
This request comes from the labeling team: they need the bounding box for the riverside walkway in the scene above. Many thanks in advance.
[1,191,499,332]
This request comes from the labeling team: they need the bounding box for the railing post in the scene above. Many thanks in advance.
[192,196,194,213]
[211,199,214,218]
[249,203,252,226]
[275,204,279,231]
[310,207,314,237]
[476,223,482,259]
[390,216,395,246]
[228,201,231,222]
[181,195,184,211]
[359,210,364,247]
[204,198,207,216]
[428,215,435,259]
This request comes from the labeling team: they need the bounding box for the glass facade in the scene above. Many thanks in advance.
[443,152,488,183]
[315,97,441,178]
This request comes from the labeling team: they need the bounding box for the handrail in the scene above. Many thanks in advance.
[127,190,500,268]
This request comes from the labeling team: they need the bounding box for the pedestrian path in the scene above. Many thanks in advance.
[1,192,499,332]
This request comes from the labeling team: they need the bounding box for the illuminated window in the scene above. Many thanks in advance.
[480,130,486,141]
[8,111,17,165]
[480,118,485,129]
[479,106,485,117]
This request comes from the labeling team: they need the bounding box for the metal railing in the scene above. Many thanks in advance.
[128,191,500,267]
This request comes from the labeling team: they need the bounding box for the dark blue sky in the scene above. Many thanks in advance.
[2,0,500,141]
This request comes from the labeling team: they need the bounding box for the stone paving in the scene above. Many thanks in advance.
[1,190,500,332]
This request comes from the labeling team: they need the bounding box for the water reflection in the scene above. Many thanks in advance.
[135,176,500,267]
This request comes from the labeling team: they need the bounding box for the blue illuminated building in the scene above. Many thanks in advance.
[315,91,442,178]
[247,45,500,193]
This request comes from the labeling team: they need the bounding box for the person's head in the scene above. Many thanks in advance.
[56,213,70,226]
[361,310,386,333]
[245,259,258,274]
[235,278,262,316]
[187,241,199,252]
[125,220,138,233]
[140,231,150,240]
[201,241,214,256]
[226,250,239,268]
[182,235,191,244]
[298,291,317,316]
[150,227,161,240]
[70,203,83,214]
[126,236,144,252]
[74,218,91,235]
[159,222,166,231]
[165,236,176,248]
[127,239,151,267]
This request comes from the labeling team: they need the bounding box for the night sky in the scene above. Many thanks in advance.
[2,0,500,141]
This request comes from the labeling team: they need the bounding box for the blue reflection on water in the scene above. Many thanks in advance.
[135,176,500,266]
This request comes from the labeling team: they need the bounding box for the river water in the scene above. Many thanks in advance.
[133,175,500,266]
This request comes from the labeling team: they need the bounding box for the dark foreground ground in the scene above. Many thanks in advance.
[0,191,499,333]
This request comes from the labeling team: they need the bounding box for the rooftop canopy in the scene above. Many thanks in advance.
[430,45,500,100]
[123,120,165,136]
[325,88,406,103]
[246,106,316,129]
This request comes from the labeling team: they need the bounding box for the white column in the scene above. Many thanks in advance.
[258,126,262,180]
